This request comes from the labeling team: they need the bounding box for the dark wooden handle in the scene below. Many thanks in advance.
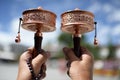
[34,34,44,78]
[34,35,43,55]
[73,36,81,57]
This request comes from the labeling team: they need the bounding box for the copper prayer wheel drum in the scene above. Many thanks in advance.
[61,8,94,34]
[22,7,56,32]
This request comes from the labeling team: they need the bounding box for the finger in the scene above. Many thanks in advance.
[27,47,34,51]
[67,70,70,77]
[80,47,90,54]
[40,63,47,73]
[32,51,49,67]
[42,64,47,72]
[40,72,46,79]
[20,47,34,61]
[63,47,79,61]
[66,61,71,68]
[80,47,93,56]
[66,61,71,77]
[40,64,47,79]
[80,47,94,62]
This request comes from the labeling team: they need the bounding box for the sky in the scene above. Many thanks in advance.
[0,0,120,46]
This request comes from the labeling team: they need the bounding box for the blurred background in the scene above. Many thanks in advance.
[0,0,120,80]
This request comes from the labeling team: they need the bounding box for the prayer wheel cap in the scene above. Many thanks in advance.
[22,7,56,32]
[61,8,95,34]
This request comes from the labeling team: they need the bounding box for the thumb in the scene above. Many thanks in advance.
[63,47,79,61]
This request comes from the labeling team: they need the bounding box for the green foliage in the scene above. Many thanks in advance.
[86,44,100,60]
[57,32,101,60]
[58,32,87,47]
[58,32,73,47]
[106,44,116,59]
[55,32,116,60]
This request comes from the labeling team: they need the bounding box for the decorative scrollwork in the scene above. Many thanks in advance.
[23,11,56,27]
[61,9,94,34]
[62,12,94,26]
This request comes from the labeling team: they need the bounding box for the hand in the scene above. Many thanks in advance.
[63,47,94,80]
[17,47,49,80]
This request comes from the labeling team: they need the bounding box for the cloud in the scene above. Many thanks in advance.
[10,18,35,46]
[111,0,120,6]
[89,22,120,45]
[0,32,12,44]
[85,22,112,46]
[88,1,120,22]
[10,18,60,46]
[107,10,120,22]
[42,19,61,45]
[111,24,120,45]
[96,23,120,45]
[0,23,2,31]
[0,18,34,46]
[112,24,120,36]
[87,2,102,13]
[1,0,119,46]
[103,3,114,13]
[86,2,120,46]
[0,24,14,44]
[97,23,111,45]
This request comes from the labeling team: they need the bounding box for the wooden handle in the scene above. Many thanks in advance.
[34,33,43,55]
[34,33,44,79]
[73,36,81,57]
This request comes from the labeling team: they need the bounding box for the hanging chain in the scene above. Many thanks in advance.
[15,18,22,43]
[26,57,43,80]
[18,18,22,33]
[94,22,97,38]
[94,22,98,46]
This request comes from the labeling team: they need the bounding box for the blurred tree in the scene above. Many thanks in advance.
[58,32,88,47]
[58,32,73,47]
[86,44,100,60]
[106,43,116,59]
[57,32,100,60]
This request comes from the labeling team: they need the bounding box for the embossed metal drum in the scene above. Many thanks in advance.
[22,7,56,32]
[61,9,94,34]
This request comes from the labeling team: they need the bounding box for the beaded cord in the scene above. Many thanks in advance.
[26,57,43,80]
